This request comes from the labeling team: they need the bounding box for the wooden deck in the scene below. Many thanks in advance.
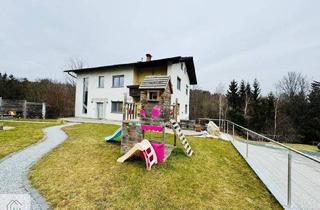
[164,144,175,161]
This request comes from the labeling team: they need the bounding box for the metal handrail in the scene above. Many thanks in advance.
[209,118,320,164]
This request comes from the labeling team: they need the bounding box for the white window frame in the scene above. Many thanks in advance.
[111,101,123,113]
[177,77,181,91]
[112,75,124,88]
[98,76,104,88]
[147,90,160,102]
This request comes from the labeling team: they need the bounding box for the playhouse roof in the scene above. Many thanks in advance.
[139,76,172,93]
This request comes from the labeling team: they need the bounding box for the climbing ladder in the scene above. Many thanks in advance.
[170,119,193,157]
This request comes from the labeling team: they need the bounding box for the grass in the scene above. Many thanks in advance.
[0,120,60,159]
[285,143,319,152]
[0,118,63,123]
[29,123,282,210]
[233,134,319,152]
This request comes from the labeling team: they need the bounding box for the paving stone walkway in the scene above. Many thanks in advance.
[0,123,77,210]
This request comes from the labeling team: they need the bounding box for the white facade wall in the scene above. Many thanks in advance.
[167,62,190,120]
[75,66,134,121]
[74,62,192,121]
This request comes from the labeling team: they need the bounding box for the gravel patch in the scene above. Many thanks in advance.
[0,123,78,209]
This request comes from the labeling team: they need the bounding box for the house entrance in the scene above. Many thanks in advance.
[97,102,104,119]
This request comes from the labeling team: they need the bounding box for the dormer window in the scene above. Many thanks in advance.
[147,90,160,101]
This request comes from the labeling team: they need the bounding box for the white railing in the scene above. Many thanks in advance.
[208,118,320,209]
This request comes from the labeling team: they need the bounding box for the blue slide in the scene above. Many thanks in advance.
[105,127,122,141]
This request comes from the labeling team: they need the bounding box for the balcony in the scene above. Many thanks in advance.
[127,85,140,98]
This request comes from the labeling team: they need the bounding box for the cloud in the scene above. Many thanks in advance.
[0,0,319,94]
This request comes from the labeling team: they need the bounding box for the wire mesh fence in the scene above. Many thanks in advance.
[210,119,320,209]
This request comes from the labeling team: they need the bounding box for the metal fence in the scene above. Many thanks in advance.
[211,119,320,210]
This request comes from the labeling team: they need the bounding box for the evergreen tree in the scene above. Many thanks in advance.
[239,80,246,106]
[245,82,252,98]
[250,79,262,130]
[260,92,275,133]
[226,80,242,124]
[238,80,248,125]
[252,79,261,101]
[305,81,320,143]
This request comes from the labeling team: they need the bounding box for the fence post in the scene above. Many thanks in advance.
[223,120,226,133]
[23,100,27,119]
[287,151,292,207]
[42,103,46,119]
[226,121,229,134]
[232,124,235,141]
[0,97,2,118]
[246,131,249,158]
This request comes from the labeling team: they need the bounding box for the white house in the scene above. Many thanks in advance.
[65,54,197,121]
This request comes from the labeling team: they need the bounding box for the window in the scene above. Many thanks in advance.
[147,90,160,101]
[82,78,88,114]
[185,104,188,114]
[177,77,181,90]
[186,85,189,95]
[98,76,104,88]
[111,101,123,113]
[112,75,124,88]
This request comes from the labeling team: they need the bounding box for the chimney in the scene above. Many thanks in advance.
[146,53,152,61]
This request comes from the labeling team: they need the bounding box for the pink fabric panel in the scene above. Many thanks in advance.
[151,105,161,119]
[140,108,146,117]
[140,124,163,132]
[151,142,164,162]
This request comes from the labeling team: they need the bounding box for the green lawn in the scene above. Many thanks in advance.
[285,143,319,152]
[0,120,60,159]
[0,118,63,123]
[29,123,281,209]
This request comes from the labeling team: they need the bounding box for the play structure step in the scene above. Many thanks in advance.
[170,119,193,157]
[117,139,158,171]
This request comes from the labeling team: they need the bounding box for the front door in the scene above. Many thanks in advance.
[97,102,104,119]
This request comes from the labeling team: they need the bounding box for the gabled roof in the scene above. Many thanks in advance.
[64,56,197,85]
[139,76,172,93]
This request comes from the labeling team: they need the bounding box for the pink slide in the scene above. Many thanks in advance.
[117,139,158,170]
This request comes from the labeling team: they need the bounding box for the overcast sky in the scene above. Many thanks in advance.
[1,0,319,94]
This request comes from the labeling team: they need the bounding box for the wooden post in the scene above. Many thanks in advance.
[23,100,27,119]
[42,103,46,119]
[175,98,179,122]
[226,121,229,134]
[0,97,2,118]
[173,98,179,147]
[123,94,127,121]
[162,121,165,144]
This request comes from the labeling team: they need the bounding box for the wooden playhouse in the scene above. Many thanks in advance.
[117,75,193,170]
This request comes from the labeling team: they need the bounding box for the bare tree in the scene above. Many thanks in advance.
[243,91,250,120]
[215,83,225,127]
[64,57,86,86]
[62,57,86,117]
[273,94,280,139]
[275,72,309,143]
[277,72,309,97]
